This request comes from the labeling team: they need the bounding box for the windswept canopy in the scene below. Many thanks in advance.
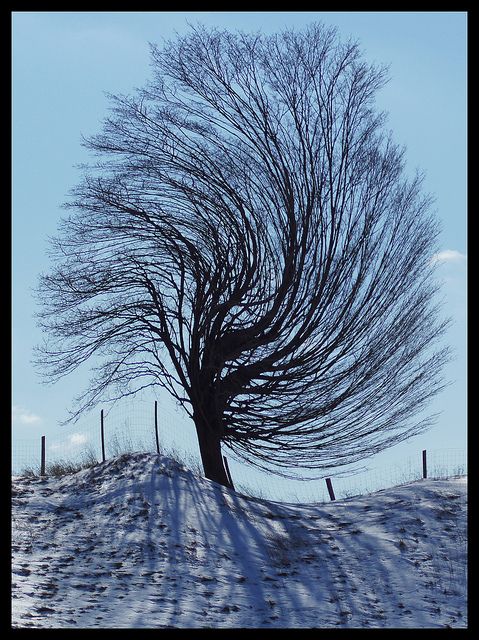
[36,24,449,480]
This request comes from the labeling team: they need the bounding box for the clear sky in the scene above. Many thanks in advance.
[12,11,467,495]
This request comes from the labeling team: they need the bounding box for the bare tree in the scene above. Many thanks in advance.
[35,24,449,487]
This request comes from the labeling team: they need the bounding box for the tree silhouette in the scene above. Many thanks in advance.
[36,24,449,487]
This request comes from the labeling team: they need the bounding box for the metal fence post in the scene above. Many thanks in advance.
[325,477,336,501]
[40,436,46,477]
[422,449,427,479]
[101,409,106,462]
[154,400,160,454]
[223,456,235,491]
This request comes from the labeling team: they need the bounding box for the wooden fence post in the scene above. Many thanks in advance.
[154,400,160,454]
[325,477,336,501]
[422,449,427,479]
[223,456,235,491]
[40,435,46,477]
[101,409,106,463]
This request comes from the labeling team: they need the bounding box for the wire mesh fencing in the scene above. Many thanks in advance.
[11,396,177,476]
[224,447,468,504]
[322,448,468,501]
[12,396,467,503]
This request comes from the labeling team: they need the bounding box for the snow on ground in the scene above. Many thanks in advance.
[11,452,467,628]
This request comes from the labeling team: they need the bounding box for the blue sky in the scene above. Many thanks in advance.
[12,11,467,493]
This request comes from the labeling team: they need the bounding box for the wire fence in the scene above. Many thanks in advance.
[12,393,193,470]
[12,397,467,503]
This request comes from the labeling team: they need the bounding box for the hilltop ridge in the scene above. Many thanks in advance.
[12,452,467,628]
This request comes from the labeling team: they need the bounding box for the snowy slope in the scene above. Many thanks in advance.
[11,452,467,628]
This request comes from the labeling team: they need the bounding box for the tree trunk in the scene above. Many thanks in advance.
[194,417,232,488]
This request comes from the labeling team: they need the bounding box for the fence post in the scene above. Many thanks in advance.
[422,449,427,479]
[40,435,46,477]
[154,400,160,454]
[101,409,106,463]
[223,456,235,491]
[325,477,336,501]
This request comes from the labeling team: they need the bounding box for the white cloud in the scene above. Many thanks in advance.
[431,249,467,264]
[12,405,42,426]
[49,433,89,452]
[70,433,88,447]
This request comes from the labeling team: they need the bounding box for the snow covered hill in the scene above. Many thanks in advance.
[11,452,467,628]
